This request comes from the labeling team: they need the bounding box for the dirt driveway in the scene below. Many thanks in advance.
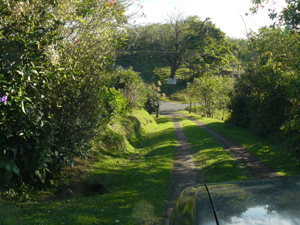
[163,112,282,225]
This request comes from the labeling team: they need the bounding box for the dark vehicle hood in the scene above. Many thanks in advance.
[170,176,300,225]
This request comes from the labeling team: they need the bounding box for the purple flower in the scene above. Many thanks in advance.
[14,7,16,9]
[11,33,15,36]
[39,29,43,34]
[0,95,7,103]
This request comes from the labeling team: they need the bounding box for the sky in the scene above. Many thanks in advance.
[131,0,287,39]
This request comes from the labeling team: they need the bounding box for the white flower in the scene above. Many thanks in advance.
[115,220,120,223]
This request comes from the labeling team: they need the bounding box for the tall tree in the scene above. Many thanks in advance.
[154,10,188,78]
[153,12,230,78]
[122,11,231,79]
[185,16,231,76]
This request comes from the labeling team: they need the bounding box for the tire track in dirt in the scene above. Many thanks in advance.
[163,115,197,225]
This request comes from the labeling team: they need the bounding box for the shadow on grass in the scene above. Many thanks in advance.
[0,116,176,225]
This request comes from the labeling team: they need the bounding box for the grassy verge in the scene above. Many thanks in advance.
[178,110,300,177]
[0,113,177,225]
[178,117,254,184]
[187,105,230,121]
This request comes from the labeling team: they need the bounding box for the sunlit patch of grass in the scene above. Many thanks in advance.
[187,106,230,121]
[0,114,176,225]
[178,117,254,184]
[178,111,300,177]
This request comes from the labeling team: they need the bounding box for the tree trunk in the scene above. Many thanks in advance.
[170,65,176,78]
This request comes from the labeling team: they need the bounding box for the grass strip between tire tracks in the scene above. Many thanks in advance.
[178,117,255,184]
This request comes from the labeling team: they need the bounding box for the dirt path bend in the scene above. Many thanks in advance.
[164,115,198,225]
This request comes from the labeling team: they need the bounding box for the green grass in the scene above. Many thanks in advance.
[178,117,254,184]
[3,106,300,224]
[187,105,230,121]
[178,110,300,177]
[0,115,177,225]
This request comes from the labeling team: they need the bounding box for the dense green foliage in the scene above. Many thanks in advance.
[187,75,233,120]
[0,112,176,224]
[216,1,300,148]
[110,66,147,110]
[227,27,300,140]
[1,0,70,194]
[144,86,160,115]
[0,0,144,196]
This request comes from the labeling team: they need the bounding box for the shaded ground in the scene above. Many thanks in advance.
[162,112,282,225]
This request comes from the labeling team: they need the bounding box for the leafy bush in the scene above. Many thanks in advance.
[144,87,160,115]
[111,66,147,110]
[226,96,250,128]
[99,87,128,124]
[0,0,134,197]
[187,75,233,118]
[0,0,65,191]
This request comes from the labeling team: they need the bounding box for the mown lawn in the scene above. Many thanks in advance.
[178,110,300,177]
[178,117,254,184]
[0,115,177,225]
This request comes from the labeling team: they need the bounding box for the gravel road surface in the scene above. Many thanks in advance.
[160,101,191,112]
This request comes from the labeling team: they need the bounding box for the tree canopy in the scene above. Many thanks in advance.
[124,12,231,78]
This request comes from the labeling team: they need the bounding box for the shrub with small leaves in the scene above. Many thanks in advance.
[144,87,160,115]
[110,66,147,110]
[0,0,64,190]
